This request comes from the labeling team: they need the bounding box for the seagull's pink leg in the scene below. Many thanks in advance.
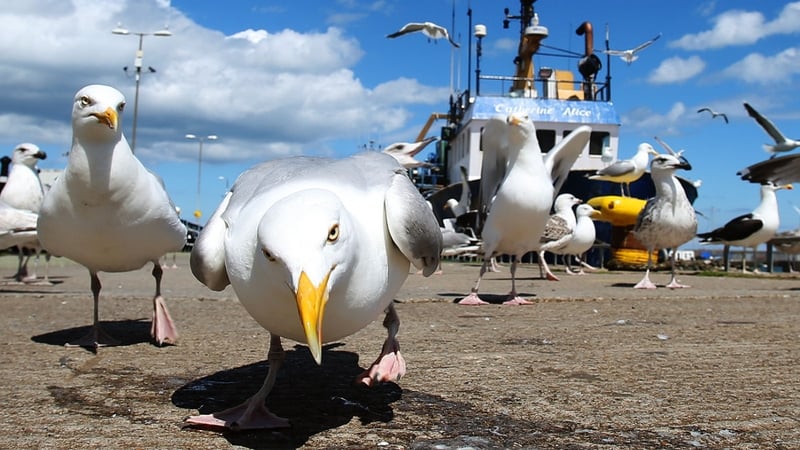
[459,258,490,305]
[665,251,690,289]
[538,251,560,281]
[503,259,534,305]
[67,272,120,348]
[186,335,290,430]
[633,250,658,289]
[357,304,406,386]
[150,262,178,346]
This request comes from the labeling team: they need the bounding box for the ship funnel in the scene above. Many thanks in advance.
[576,21,602,100]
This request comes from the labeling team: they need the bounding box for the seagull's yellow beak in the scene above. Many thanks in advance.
[783,184,794,190]
[92,107,118,130]
[296,270,331,365]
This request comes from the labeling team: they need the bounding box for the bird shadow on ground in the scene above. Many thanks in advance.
[441,291,539,304]
[31,319,153,350]
[173,343,401,448]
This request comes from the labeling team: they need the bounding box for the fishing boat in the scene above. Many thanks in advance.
[416,0,697,266]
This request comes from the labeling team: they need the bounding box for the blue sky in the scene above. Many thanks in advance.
[1,1,800,240]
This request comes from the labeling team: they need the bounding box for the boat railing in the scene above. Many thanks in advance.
[476,72,609,102]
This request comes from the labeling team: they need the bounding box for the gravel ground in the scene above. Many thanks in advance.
[0,253,798,449]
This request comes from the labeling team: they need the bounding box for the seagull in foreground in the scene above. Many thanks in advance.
[536,193,582,281]
[588,142,657,196]
[743,102,800,157]
[697,182,792,272]
[37,84,187,348]
[632,153,697,289]
[554,203,600,275]
[387,21,460,48]
[697,107,728,124]
[381,136,438,168]
[738,153,800,185]
[459,113,590,305]
[187,151,441,430]
[603,33,661,65]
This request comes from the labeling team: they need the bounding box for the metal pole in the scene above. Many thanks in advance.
[196,139,203,215]
[131,34,143,152]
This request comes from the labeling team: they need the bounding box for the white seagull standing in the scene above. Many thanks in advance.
[603,33,661,65]
[744,102,800,156]
[589,142,657,196]
[632,153,697,289]
[536,193,582,281]
[458,113,590,305]
[697,182,792,272]
[187,151,442,430]
[37,84,187,348]
[555,203,600,275]
[0,143,48,282]
[697,107,728,123]
[381,136,438,168]
[387,21,460,48]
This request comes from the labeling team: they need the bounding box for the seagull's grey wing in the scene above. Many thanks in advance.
[190,191,232,291]
[479,116,511,213]
[544,125,592,196]
[633,33,661,52]
[458,165,471,210]
[654,136,677,157]
[601,49,626,56]
[387,22,425,38]
[697,107,711,114]
[385,169,442,277]
[738,153,800,185]
[597,160,636,177]
[744,103,785,142]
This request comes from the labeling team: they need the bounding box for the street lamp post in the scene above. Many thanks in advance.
[112,24,172,153]
[185,134,218,221]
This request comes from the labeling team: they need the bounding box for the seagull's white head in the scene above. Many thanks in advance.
[575,203,600,219]
[553,193,581,212]
[639,142,658,157]
[11,143,47,167]
[506,113,535,146]
[650,153,691,174]
[256,188,354,365]
[72,84,126,142]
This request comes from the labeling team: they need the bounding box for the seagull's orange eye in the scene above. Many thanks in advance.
[327,224,339,243]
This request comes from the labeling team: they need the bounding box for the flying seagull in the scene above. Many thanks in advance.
[743,102,800,156]
[603,33,661,65]
[697,107,728,124]
[738,153,800,185]
[387,21,460,48]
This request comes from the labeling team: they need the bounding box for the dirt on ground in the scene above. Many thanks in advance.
[0,253,798,449]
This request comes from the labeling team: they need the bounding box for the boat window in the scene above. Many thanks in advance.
[537,129,555,153]
[589,131,610,156]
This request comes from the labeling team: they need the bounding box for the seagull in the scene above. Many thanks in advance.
[0,143,48,283]
[186,151,442,430]
[458,113,590,305]
[556,203,600,275]
[37,84,187,348]
[588,142,658,196]
[632,153,697,289]
[602,33,661,65]
[0,200,38,255]
[744,102,800,156]
[738,153,800,185]
[697,182,792,272]
[444,165,471,217]
[536,193,582,281]
[697,107,728,123]
[381,136,438,168]
[387,21,460,48]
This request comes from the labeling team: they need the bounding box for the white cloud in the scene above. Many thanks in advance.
[670,2,800,50]
[723,47,800,84]
[648,56,706,84]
